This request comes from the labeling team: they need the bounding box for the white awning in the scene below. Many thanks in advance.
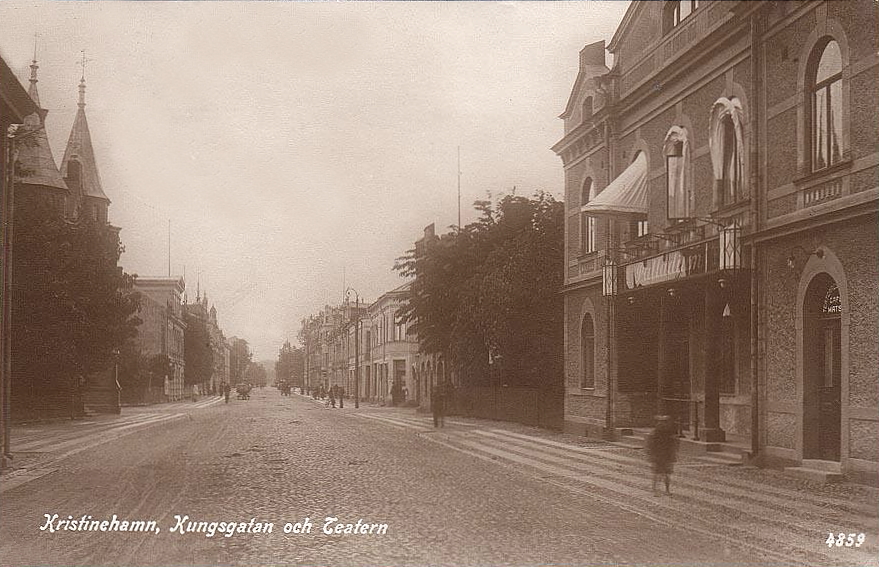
[580,152,649,217]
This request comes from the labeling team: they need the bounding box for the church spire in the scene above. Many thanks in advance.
[62,51,109,218]
[28,58,40,109]
[78,76,86,108]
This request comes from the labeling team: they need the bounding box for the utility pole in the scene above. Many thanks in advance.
[457,146,462,232]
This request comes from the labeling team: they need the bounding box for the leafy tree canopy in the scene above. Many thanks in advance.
[395,191,564,388]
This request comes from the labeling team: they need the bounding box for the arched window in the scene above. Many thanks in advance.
[811,40,843,171]
[709,97,745,208]
[664,126,691,220]
[581,177,596,254]
[581,314,595,389]
[663,0,699,34]
[582,96,593,122]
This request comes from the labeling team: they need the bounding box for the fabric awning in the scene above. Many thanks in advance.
[580,152,649,216]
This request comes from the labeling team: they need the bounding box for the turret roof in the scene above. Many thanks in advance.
[60,77,109,202]
[14,59,69,192]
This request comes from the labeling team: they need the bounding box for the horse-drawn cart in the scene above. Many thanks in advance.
[236,383,252,400]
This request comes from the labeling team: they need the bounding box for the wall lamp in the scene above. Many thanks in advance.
[786,246,824,270]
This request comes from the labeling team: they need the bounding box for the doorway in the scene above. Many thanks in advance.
[803,274,841,461]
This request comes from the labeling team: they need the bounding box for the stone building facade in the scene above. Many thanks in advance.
[133,277,187,401]
[1,53,39,469]
[554,0,877,483]
[364,283,417,405]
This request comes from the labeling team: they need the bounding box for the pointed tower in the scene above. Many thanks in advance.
[61,72,110,223]
[14,56,70,215]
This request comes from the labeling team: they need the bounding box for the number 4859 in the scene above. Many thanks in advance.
[826,533,865,547]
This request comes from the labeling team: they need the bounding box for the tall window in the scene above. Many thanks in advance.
[664,126,691,220]
[581,314,595,389]
[709,97,745,209]
[811,40,843,171]
[581,178,596,254]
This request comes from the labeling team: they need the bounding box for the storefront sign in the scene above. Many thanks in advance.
[624,243,707,290]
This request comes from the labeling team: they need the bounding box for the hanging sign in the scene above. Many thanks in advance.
[624,242,707,289]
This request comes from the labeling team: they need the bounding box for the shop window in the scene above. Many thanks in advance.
[810,40,843,171]
[664,126,691,220]
[581,314,595,389]
[581,178,596,254]
[709,97,745,209]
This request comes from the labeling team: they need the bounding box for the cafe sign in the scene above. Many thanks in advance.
[624,242,709,290]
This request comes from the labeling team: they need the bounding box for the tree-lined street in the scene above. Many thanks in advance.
[2,389,876,566]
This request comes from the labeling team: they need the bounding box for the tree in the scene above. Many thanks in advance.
[229,338,252,384]
[184,312,213,389]
[11,201,141,417]
[245,363,267,388]
[395,191,564,389]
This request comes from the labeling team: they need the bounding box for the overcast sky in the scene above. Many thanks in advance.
[1,1,629,360]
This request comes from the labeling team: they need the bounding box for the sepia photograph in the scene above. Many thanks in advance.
[1,1,878,566]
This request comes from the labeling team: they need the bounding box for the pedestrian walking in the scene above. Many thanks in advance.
[431,385,445,428]
[646,415,678,495]
[329,387,336,408]
[338,386,344,409]
[223,382,230,404]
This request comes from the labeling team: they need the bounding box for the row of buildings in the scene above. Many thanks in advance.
[132,278,234,401]
[554,0,877,484]
[300,282,421,406]
[299,224,450,411]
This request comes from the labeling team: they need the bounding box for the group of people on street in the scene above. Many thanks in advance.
[309,384,345,408]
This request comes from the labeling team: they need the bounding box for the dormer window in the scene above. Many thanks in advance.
[663,0,699,33]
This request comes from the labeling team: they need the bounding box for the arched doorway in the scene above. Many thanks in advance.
[802,274,841,461]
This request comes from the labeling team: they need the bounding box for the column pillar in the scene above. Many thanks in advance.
[703,284,726,442]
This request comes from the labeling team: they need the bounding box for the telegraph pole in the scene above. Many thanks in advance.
[457,146,461,232]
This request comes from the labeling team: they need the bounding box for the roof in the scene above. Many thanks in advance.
[0,54,38,119]
[559,41,609,120]
[13,60,68,192]
[61,79,108,202]
[607,1,645,53]
[581,152,649,217]
[14,114,69,192]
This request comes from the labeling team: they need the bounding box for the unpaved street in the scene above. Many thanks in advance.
[1,389,876,567]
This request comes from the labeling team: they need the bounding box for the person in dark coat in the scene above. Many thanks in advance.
[431,385,444,428]
[647,415,679,495]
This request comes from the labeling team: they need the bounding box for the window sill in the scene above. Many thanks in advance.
[710,199,751,219]
[794,159,853,187]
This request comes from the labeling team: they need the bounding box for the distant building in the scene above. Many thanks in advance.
[185,294,228,394]
[365,283,417,405]
[134,277,186,401]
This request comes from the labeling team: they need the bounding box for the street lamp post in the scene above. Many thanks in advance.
[345,287,360,409]
[112,348,121,414]
[602,256,618,440]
